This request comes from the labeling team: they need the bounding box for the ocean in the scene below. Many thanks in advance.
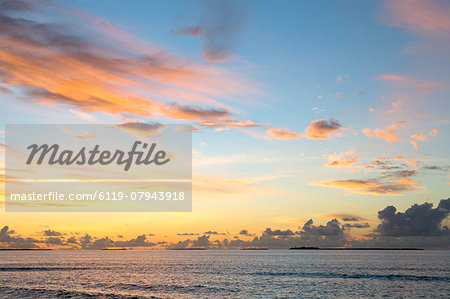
[0,250,448,298]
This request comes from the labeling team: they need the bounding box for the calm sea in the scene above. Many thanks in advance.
[0,250,448,298]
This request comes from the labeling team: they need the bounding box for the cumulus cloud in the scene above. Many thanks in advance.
[300,219,345,237]
[239,229,254,236]
[305,119,342,139]
[0,226,39,249]
[2,198,449,249]
[375,198,450,236]
[263,228,295,237]
[362,125,399,142]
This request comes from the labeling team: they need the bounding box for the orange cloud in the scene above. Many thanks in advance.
[312,177,423,196]
[267,128,302,140]
[410,133,427,141]
[305,119,342,139]
[429,128,439,136]
[410,141,419,150]
[0,1,257,128]
[268,119,343,140]
[325,151,359,167]
[362,125,399,142]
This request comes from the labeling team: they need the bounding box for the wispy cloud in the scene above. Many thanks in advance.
[312,177,423,196]
[376,74,442,93]
[0,0,256,128]
[381,0,450,41]
[174,0,245,62]
[267,128,302,140]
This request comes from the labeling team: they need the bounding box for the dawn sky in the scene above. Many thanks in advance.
[0,0,449,249]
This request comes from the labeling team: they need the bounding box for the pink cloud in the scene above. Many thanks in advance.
[381,0,450,40]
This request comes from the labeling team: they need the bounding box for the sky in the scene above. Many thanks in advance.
[0,0,449,249]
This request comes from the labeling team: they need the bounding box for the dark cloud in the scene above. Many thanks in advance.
[166,104,229,119]
[43,229,62,236]
[203,231,226,235]
[0,0,31,12]
[2,199,449,250]
[376,198,450,237]
[305,119,342,139]
[0,225,40,249]
[175,0,245,62]
[300,219,345,237]
[116,122,165,137]
[66,237,78,244]
[344,223,371,228]
[239,229,254,236]
[115,234,158,248]
[45,237,64,245]
[422,165,449,173]
[263,228,295,237]
[177,233,200,236]
[423,165,442,170]
[382,169,418,178]
[342,217,360,222]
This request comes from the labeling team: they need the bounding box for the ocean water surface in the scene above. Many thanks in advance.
[0,250,449,298]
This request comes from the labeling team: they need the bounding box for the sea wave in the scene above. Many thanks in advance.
[0,267,91,272]
[252,271,450,281]
[0,286,157,299]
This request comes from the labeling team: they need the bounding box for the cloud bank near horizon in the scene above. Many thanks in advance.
[1,199,448,249]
